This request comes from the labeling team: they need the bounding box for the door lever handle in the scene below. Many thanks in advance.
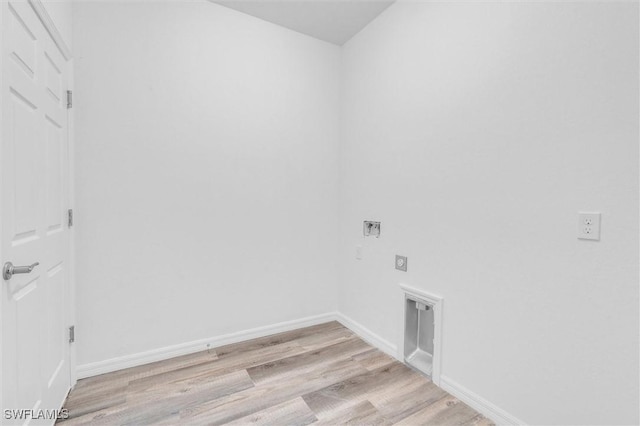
[3,262,39,280]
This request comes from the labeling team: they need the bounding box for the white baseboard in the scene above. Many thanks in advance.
[76,312,338,379]
[333,312,398,360]
[440,375,526,425]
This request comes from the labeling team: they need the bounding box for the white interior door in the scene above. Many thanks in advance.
[1,0,72,423]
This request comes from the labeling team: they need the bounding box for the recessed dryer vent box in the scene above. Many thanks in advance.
[399,283,443,385]
[405,297,434,376]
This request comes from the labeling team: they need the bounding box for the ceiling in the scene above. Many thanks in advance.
[211,0,395,45]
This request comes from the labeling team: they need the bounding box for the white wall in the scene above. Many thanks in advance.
[73,1,341,366]
[339,2,638,425]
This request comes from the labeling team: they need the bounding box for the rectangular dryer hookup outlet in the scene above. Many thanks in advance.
[364,221,381,238]
[395,255,408,272]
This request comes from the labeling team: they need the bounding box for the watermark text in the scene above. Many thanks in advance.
[4,408,69,420]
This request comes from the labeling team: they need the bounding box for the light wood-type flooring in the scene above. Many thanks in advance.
[59,321,492,425]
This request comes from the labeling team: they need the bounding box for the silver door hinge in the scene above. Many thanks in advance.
[69,326,75,343]
[68,209,73,228]
[66,90,72,109]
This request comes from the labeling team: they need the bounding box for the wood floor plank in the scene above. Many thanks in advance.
[127,369,254,406]
[426,401,483,425]
[226,397,317,426]
[246,337,370,385]
[352,348,397,371]
[294,326,355,351]
[302,361,411,417]
[62,370,255,426]
[469,414,496,426]
[393,394,479,425]
[214,322,343,359]
[369,379,447,424]
[178,358,369,425]
[62,389,127,420]
[71,349,219,394]
[314,400,391,426]
[59,322,488,426]
[126,340,304,393]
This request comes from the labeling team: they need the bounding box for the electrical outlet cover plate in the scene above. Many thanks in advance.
[578,212,601,241]
[396,255,408,272]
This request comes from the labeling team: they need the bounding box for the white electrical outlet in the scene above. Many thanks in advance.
[578,212,601,241]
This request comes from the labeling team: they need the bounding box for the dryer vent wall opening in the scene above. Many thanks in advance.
[404,296,435,377]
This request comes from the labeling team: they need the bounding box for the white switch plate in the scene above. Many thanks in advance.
[578,212,601,241]
[356,245,363,260]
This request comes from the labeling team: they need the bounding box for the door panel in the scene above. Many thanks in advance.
[2,0,72,423]
[45,116,63,233]
[11,91,42,242]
